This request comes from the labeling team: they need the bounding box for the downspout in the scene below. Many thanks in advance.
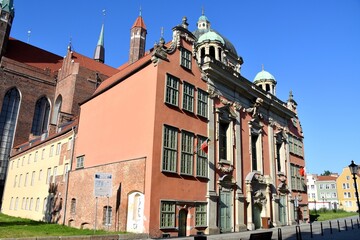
[62,126,76,225]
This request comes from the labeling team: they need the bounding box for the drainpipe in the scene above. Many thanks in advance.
[62,126,76,225]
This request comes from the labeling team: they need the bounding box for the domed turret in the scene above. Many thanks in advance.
[193,11,242,73]
[253,67,277,95]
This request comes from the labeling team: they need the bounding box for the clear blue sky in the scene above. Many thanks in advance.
[9,0,360,175]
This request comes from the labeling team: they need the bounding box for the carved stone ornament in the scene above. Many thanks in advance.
[208,88,221,99]
[244,97,263,119]
[253,190,267,206]
[217,162,234,173]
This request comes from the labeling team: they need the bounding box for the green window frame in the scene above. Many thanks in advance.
[180,47,192,70]
[165,74,179,106]
[160,201,175,228]
[197,89,208,118]
[196,136,208,178]
[183,82,194,112]
[195,203,207,226]
[291,164,305,191]
[162,125,178,172]
[180,131,194,175]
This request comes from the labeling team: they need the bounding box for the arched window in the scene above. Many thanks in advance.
[209,46,215,58]
[31,97,50,136]
[200,47,205,64]
[51,95,62,125]
[0,87,21,180]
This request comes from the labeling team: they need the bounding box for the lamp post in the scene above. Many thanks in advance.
[349,160,360,219]
[314,200,317,214]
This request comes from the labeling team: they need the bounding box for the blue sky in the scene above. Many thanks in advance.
[8,0,360,175]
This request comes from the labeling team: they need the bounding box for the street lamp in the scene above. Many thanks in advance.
[348,160,360,219]
[314,200,317,214]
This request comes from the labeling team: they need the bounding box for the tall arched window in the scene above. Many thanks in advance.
[31,97,50,136]
[51,95,62,125]
[0,87,21,180]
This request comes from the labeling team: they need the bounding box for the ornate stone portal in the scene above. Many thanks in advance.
[245,172,273,230]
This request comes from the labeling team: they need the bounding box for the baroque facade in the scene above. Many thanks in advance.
[1,1,308,238]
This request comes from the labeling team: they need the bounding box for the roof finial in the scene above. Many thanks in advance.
[161,27,164,38]
[68,36,72,50]
[262,64,264,71]
[139,5,142,16]
[202,6,205,15]
[27,30,31,44]
[102,9,106,23]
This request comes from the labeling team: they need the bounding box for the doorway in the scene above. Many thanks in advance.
[178,209,188,237]
[219,191,232,232]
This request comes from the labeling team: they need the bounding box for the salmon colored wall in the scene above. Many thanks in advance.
[76,63,157,167]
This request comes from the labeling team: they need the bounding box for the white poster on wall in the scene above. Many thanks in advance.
[94,173,112,197]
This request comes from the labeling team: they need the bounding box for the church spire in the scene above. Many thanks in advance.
[93,23,105,63]
[94,10,105,63]
[129,8,147,64]
[1,0,14,15]
[0,0,15,56]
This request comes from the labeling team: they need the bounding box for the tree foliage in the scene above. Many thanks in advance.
[321,170,332,176]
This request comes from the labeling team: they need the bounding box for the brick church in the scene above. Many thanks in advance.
[1,0,308,238]
[0,0,118,203]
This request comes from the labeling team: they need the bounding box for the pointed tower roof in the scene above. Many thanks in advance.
[94,24,105,63]
[1,0,14,14]
[132,9,147,29]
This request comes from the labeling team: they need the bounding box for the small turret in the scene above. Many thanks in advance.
[129,8,147,64]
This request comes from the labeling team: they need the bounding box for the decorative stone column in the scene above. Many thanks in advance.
[246,182,255,230]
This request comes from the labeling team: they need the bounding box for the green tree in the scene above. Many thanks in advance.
[321,170,332,176]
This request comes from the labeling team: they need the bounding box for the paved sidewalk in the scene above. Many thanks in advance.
[160,216,360,240]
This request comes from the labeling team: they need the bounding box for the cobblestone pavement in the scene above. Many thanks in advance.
[162,215,360,240]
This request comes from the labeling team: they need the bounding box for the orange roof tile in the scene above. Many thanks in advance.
[70,51,119,77]
[317,175,337,181]
[5,38,63,73]
[85,53,152,103]
[132,16,147,29]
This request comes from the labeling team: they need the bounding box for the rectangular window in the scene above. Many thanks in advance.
[64,163,69,181]
[219,122,229,160]
[76,155,84,169]
[162,126,178,172]
[160,201,175,228]
[311,193,316,198]
[180,131,194,175]
[197,89,208,118]
[182,82,194,112]
[35,198,40,211]
[50,145,54,157]
[56,142,61,155]
[251,134,258,170]
[288,135,304,157]
[290,164,305,191]
[13,175,17,187]
[67,137,73,151]
[18,174,22,187]
[180,47,192,69]
[195,203,207,226]
[196,136,208,178]
[165,74,179,106]
[46,168,51,184]
[53,167,57,183]
[24,172,29,186]
[331,183,336,189]
[319,184,323,190]
[31,171,35,186]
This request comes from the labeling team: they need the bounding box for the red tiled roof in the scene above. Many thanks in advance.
[90,53,152,98]
[5,37,63,73]
[132,16,146,29]
[317,175,337,181]
[70,51,119,77]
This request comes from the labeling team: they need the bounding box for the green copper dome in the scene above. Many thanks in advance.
[198,31,225,45]
[254,70,276,82]
[198,15,209,22]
